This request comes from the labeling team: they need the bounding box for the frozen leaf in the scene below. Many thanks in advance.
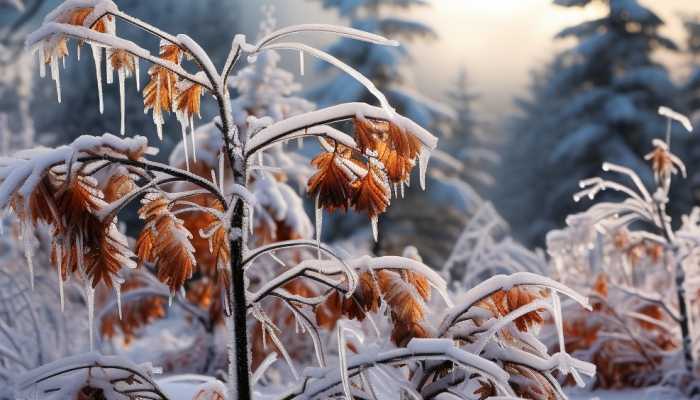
[307,152,354,212]
[350,165,390,219]
[136,193,196,292]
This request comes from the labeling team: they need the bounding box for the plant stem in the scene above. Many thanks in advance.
[675,260,693,372]
[227,199,251,400]
[655,198,694,373]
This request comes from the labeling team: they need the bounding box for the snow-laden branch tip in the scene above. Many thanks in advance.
[440,272,590,335]
[27,22,213,91]
[253,23,399,52]
[257,42,393,114]
[245,102,438,157]
[659,106,693,133]
[0,133,152,209]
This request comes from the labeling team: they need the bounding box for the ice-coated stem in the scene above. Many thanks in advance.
[675,259,693,372]
[227,198,251,400]
[654,178,694,372]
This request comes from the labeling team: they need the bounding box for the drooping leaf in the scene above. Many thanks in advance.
[308,152,355,212]
[351,166,390,219]
[136,193,196,292]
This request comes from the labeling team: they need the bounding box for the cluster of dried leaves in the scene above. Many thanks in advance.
[308,117,423,220]
[143,42,204,132]
[479,287,546,332]
[612,229,664,267]
[42,7,203,135]
[316,268,431,346]
[561,273,677,389]
[10,159,137,288]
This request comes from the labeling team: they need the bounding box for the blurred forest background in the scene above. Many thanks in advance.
[2,0,700,260]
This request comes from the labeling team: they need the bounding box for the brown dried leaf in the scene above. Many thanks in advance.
[175,83,204,119]
[109,49,136,74]
[374,140,414,184]
[401,270,431,301]
[486,287,544,332]
[65,7,111,32]
[308,152,354,212]
[378,270,425,323]
[136,194,196,292]
[143,44,183,124]
[387,122,421,161]
[592,272,608,299]
[354,117,380,153]
[351,166,390,219]
[102,174,135,203]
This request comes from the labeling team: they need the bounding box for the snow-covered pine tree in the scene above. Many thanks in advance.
[499,0,685,246]
[310,0,450,129]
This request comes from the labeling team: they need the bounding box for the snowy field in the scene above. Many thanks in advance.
[566,389,650,400]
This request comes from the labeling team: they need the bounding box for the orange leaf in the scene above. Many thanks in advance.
[143,44,183,126]
[175,82,203,120]
[374,140,414,184]
[102,174,135,203]
[351,166,390,219]
[109,49,136,75]
[354,117,380,154]
[136,194,196,292]
[308,152,354,212]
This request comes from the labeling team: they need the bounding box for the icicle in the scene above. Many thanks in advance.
[371,216,378,242]
[87,283,95,351]
[248,205,255,234]
[168,293,173,308]
[269,251,286,267]
[77,43,81,61]
[392,183,398,199]
[418,148,430,190]
[50,56,61,103]
[190,115,197,163]
[299,50,304,76]
[315,195,322,259]
[118,69,126,136]
[218,151,225,193]
[39,44,46,78]
[181,123,191,171]
[56,245,64,312]
[62,55,66,69]
[400,182,405,198]
[90,44,104,114]
[262,322,267,350]
[257,151,263,166]
[134,57,140,90]
[106,49,114,84]
[21,222,34,290]
[154,77,163,140]
[116,283,123,320]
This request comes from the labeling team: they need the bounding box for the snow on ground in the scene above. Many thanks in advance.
[566,388,652,400]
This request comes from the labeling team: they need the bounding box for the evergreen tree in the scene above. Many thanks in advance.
[310,0,451,129]
[684,16,700,116]
[498,0,685,246]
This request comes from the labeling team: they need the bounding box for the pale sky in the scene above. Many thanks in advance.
[266,0,700,122]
